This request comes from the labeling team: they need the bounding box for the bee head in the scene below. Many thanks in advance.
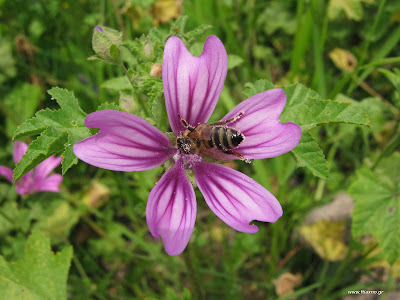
[176,137,193,154]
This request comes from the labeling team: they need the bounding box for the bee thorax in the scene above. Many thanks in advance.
[176,112,249,162]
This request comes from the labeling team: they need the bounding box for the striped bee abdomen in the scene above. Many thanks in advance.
[211,127,244,150]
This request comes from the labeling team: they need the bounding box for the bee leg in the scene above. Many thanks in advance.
[223,149,252,164]
[210,112,244,126]
[178,113,195,131]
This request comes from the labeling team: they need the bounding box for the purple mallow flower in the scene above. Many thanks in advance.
[0,141,63,195]
[73,35,301,255]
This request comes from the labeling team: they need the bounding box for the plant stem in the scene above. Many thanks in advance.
[120,63,150,118]
[183,246,204,300]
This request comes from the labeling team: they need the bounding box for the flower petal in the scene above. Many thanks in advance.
[34,155,62,179]
[193,161,282,233]
[146,159,196,255]
[163,35,228,135]
[13,141,28,164]
[73,110,177,171]
[220,88,301,159]
[36,174,63,193]
[16,171,34,195]
[0,166,13,183]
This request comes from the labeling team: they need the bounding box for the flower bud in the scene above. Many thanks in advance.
[92,25,122,63]
[150,63,162,78]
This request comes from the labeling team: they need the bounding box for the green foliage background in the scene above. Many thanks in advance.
[0,0,400,299]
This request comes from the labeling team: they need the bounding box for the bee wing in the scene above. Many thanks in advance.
[187,124,213,140]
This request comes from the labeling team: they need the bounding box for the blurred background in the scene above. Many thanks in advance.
[0,0,399,299]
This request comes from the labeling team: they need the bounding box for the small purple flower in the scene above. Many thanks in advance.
[0,141,63,195]
[95,25,103,33]
[73,36,301,255]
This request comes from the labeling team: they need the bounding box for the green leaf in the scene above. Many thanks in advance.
[147,80,164,121]
[227,55,244,70]
[12,88,90,182]
[97,102,123,111]
[168,17,212,48]
[256,2,296,35]
[359,97,388,134]
[291,132,329,179]
[100,76,132,91]
[379,68,400,92]
[0,199,20,235]
[243,79,276,98]
[0,39,16,84]
[184,24,213,46]
[109,44,121,61]
[281,83,370,130]
[4,83,42,137]
[0,231,72,300]
[170,15,188,35]
[32,200,79,244]
[348,152,400,264]
[379,68,400,108]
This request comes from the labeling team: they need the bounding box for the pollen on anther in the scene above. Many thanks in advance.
[309,127,312,130]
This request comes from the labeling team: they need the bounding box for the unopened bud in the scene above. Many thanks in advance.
[150,64,162,78]
[92,25,122,63]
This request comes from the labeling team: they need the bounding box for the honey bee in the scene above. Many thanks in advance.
[176,112,249,162]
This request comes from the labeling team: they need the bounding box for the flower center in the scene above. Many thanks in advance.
[173,152,202,169]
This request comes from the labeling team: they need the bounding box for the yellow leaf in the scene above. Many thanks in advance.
[153,0,182,24]
[328,0,367,21]
[299,220,348,261]
[329,48,357,72]
[83,180,110,209]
